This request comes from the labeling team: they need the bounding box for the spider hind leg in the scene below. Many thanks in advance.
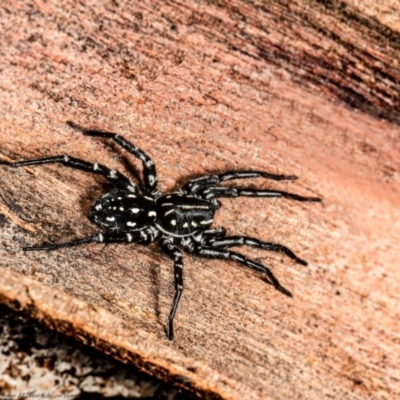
[194,246,292,297]
[182,170,298,195]
[199,187,321,202]
[22,231,155,251]
[159,239,184,340]
[205,235,308,266]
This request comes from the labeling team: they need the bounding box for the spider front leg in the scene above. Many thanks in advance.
[67,121,158,195]
[182,170,298,195]
[0,155,137,193]
[193,246,292,297]
[159,239,184,340]
[204,235,307,266]
[22,231,154,252]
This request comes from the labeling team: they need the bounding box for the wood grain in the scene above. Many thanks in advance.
[0,1,399,399]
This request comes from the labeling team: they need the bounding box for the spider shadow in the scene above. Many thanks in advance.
[147,251,166,332]
[93,139,144,188]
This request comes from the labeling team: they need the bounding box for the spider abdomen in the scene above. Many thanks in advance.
[155,193,217,237]
[90,190,157,231]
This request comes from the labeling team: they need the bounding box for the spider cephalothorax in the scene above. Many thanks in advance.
[1,121,321,340]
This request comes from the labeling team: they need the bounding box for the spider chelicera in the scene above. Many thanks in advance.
[1,121,321,340]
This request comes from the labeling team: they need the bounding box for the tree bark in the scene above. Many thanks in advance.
[0,1,399,399]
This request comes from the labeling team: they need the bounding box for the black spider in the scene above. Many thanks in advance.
[1,121,321,340]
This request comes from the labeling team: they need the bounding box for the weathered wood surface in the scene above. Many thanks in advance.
[0,1,399,399]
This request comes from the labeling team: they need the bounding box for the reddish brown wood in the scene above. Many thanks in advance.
[0,1,399,399]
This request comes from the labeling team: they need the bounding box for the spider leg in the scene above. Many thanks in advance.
[67,121,158,195]
[198,186,321,202]
[193,246,292,297]
[204,235,307,266]
[159,239,184,340]
[1,155,137,193]
[201,227,227,238]
[23,231,154,251]
[182,170,297,195]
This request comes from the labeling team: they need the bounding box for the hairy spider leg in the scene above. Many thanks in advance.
[182,170,298,195]
[22,231,154,251]
[193,246,292,297]
[159,239,184,340]
[1,155,137,193]
[67,121,158,195]
[205,236,307,266]
[198,186,321,202]
[201,227,227,238]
